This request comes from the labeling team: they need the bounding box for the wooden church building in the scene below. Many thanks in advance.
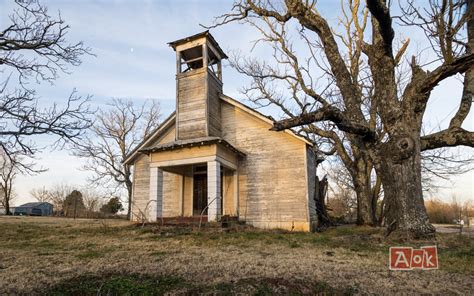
[124,32,318,231]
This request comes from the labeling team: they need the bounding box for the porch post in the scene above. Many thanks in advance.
[207,160,221,222]
[149,167,163,222]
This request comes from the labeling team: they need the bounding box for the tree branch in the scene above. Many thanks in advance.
[421,127,474,151]
[419,53,474,94]
[367,0,394,56]
[271,105,376,140]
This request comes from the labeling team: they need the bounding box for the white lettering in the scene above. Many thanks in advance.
[413,254,422,265]
[394,251,409,267]
[424,253,434,267]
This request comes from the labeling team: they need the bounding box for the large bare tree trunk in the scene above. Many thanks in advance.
[379,1,474,238]
[378,133,435,238]
[354,179,375,225]
[353,161,376,225]
[352,154,379,226]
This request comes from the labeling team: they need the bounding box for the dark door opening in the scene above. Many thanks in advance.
[193,173,207,216]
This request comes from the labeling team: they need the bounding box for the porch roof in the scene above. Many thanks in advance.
[139,136,246,157]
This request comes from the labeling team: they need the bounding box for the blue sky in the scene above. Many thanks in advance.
[1,0,472,206]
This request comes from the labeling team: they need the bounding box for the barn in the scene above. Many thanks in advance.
[14,202,54,216]
[124,32,319,231]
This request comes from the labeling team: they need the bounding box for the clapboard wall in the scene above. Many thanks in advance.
[207,71,222,137]
[176,68,222,140]
[176,69,207,139]
[131,124,178,220]
[220,98,312,231]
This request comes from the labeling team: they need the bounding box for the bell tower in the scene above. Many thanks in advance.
[169,31,227,140]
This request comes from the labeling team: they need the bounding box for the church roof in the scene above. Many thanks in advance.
[168,30,228,59]
[123,112,176,165]
[140,136,245,157]
[123,96,312,165]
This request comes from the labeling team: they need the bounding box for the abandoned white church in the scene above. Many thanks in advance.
[124,32,319,231]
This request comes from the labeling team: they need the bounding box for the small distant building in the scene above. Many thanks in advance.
[14,202,53,216]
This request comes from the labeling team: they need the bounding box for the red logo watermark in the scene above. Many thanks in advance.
[389,246,438,270]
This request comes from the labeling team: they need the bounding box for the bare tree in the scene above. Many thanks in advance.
[30,186,50,203]
[0,151,19,215]
[421,147,474,193]
[222,0,470,227]
[210,0,474,238]
[81,187,105,218]
[47,182,73,215]
[218,0,383,226]
[1,0,93,172]
[327,163,366,222]
[72,98,161,219]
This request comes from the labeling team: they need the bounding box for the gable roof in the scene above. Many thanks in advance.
[17,202,52,208]
[123,112,176,165]
[123,96,312,165]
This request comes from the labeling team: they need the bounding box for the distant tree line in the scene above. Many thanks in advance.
[425,197,473,224]
[30,184,123,218]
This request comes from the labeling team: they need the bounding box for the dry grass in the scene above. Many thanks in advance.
[0,216,473,295]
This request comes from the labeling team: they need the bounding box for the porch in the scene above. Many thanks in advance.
[141,137,244,222]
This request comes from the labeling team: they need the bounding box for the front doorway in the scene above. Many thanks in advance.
[193,171,207,216]
[191,164,225,218]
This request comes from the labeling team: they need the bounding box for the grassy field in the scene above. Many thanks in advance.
[0,216,473,295]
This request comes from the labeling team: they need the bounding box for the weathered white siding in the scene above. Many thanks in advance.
[162,172,181,217]
[176,67,222,140]
[207,71,222,137]
[176,69,207,139]
[131,154,150,221]
[130,125,176,221]
[223,168,236,216]
[220,100,310,231]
